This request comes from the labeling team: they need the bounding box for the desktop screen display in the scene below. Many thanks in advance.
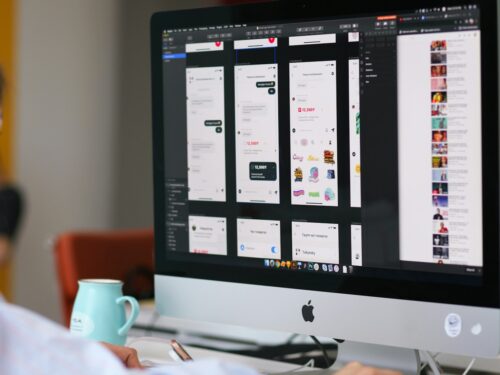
[152,1,499,308]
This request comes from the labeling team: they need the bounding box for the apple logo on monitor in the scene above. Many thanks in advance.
[302,300,315,322]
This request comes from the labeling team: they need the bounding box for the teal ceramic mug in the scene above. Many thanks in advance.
[69,279,140,345]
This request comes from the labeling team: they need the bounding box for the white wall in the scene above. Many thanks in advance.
[14,0,218,322]
[14,0,121,321]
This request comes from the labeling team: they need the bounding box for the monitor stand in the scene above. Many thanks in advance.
[279,341,423,375]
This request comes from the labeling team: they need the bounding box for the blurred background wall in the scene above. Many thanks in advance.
[0,0,16,301]
[13,0,217,322]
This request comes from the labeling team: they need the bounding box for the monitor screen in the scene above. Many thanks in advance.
[152,0,499,308]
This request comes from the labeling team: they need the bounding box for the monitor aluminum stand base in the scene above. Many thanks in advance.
[271,341,423,375]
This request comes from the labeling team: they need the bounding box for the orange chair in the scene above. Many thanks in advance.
[54,229,154,327]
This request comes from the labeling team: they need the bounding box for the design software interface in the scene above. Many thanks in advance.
[161,4,482,279]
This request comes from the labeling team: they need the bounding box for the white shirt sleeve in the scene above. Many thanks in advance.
[0,298,261,375]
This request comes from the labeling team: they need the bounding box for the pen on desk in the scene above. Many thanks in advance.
[170,339,194,362]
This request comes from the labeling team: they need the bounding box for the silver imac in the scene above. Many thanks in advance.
[151,0,500,372]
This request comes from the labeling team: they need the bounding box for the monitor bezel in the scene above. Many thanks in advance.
[151,0,500,308]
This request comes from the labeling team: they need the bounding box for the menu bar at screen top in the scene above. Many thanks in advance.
[161,4,483,277]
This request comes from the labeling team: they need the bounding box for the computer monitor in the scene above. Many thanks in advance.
[151,0,499,370]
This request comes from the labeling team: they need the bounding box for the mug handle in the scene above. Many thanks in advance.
[116,296,140,337]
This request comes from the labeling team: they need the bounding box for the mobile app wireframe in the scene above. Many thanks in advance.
[290,61,338,206]
[292,221,339,264]
[237,218,281,259]
[234,38,278,50]
[289,34,336,46]
[185,41,224,53]
[349,59,361,208]
[235,64,280,204]
[351,224,362,266]
[186,67,226,201]
[189,216,227,255]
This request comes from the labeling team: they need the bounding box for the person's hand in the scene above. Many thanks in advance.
[101,342,143,369]
[336,362,402,375]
